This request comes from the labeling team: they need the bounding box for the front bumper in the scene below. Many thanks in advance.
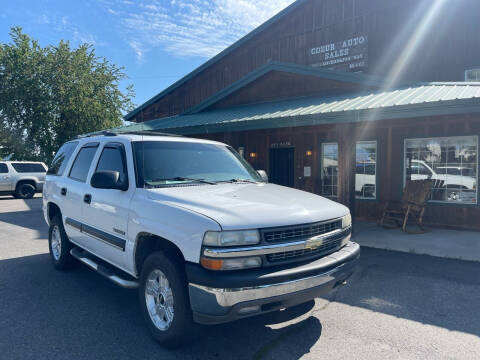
[187,241,360,324]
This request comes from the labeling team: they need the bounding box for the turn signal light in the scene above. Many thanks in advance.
[200,257,223,270]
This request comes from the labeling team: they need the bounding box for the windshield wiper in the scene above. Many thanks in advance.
[217,178,258,184]
[146,177,217,186]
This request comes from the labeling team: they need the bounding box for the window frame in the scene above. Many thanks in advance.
[403,135,479,205]
[94,142,129,190]
[355,140,378,200]
[320,142,339,198]
[68,142,100,183]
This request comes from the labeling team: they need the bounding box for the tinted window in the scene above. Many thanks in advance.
[48,141,79,176]
[11,163,46,173]
[96,145,128,184]
[69,146,98,182]
[0,163,8,174]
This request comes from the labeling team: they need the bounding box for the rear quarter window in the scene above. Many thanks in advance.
[47,141,79,176]
[0,163,8,173]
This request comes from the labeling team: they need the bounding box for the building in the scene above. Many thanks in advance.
[120,0,480,230]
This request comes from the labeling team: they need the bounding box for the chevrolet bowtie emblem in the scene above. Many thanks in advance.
[305,234,325,250]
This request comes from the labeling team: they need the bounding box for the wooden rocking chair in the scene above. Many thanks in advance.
[379,180,434,234]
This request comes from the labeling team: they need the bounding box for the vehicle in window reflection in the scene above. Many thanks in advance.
[406,160,477,202]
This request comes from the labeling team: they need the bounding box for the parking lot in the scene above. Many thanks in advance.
[0,195,479,360]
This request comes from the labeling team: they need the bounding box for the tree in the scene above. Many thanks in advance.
[0,27,134,162]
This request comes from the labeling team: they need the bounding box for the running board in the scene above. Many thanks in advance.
[70,247,139,289]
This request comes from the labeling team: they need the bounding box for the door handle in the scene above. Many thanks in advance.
[83,194,92,204]
[61,187,67,196]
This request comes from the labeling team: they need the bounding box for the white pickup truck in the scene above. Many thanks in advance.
[42,132,359,347]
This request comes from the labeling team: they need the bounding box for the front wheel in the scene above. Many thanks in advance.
[139,252,193,348]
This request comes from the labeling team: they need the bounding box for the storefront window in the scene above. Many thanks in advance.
[356,141,377,199]
[321,143,338,197]
[405,136,478,204]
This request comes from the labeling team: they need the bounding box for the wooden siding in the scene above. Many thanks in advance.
[132,0,480,122]
[192,115,480,231]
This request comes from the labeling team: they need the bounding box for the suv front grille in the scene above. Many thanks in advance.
[266,227,350,263]
[261,219,342,243]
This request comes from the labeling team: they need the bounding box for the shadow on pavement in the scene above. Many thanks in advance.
[0,253,320,360]
[0,202,47,240]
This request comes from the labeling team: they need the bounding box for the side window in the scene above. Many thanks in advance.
[11,163,46,173]
[48,141,79,176]
[0,163,8,174]
[69,144,99,182]
[96,144,128,185]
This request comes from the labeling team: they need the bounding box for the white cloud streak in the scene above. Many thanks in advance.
[105,0,295,61]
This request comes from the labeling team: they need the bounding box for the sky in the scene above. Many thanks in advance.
[0,0,295,109]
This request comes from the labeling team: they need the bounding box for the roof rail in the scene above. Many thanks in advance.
[114,130,182,137]
[77,131,118,139]
[77,130,182,139]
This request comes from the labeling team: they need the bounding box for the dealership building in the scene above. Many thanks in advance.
[119,0,480,230]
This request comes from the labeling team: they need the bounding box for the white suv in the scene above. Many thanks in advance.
[42,132,359,347]
[0,161,47,198]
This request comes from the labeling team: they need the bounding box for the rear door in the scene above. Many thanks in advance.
[79,141,134,268]
[62,142,100,246]
[0,163,12,191]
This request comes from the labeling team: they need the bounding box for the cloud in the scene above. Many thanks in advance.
[106,0,295,60]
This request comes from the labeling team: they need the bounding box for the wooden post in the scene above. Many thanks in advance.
[339,124,356,220]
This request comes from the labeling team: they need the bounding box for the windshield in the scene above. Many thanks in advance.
[133,141,262,187]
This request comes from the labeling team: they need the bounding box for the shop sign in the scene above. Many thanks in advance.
[270,141,292,148]
[309,35,368,72]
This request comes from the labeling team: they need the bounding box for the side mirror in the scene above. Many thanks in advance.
[257,170,268,182]
[91,171,128,191]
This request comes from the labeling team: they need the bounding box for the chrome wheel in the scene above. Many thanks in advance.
[145,269,174,331]
[51,225,62,261]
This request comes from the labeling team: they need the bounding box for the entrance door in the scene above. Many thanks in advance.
[269,147,295,187]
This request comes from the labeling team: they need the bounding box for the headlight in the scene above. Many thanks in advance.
[342,213,352,229]
[201,256,262,271]
[203,230,260,247]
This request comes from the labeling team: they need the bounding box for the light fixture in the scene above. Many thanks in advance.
[306,150,313,156]
[250,152,257,158]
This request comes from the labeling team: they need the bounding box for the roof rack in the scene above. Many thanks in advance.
[115,130,182,137]
[77,130,181,139]
[77,131,117,139]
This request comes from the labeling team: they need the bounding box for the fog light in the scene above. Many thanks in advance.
[238,305,260,315]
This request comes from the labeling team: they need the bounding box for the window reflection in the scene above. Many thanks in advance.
[321,143,338,197]
[356,141,377,199]
[405,136,478,203]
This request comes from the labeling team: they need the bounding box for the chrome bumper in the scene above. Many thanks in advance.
[188,241,360,324]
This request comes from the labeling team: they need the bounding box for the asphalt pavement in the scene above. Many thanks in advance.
[0,195,479,359]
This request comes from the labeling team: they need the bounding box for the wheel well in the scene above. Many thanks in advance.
[16,179,36,190]
[135,234,185,275]
[47,202,61,222]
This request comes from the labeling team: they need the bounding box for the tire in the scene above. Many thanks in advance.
[48,215,75,270]
[138,251,193,348]
[15,182,36,199]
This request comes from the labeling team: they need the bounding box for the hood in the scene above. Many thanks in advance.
[146,183,349,230]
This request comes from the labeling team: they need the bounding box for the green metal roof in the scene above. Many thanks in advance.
[123,0,310,122]
[115,83,480,135]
